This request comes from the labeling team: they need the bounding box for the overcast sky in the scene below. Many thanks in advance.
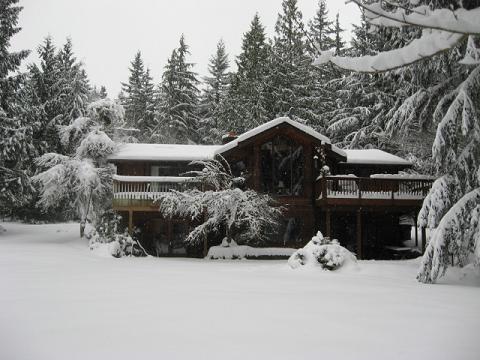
[12,0,360,97]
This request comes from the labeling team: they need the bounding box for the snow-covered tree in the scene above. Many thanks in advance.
[308,0,335,54]
[156,158,282,247]
[216,14,271,134]
[267,0,319,125]
[316,0,480,283]
[199,39,230,143]
[0,0,30,214]
[33,99,123,237]
[155,35,200,143]
[121,52,156,139]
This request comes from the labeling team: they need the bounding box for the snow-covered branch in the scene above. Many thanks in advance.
[349,0,480,35]
[314,30,465,73]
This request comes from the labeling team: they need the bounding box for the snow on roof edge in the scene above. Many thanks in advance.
[342,149,412,166]
[215,117,347,158]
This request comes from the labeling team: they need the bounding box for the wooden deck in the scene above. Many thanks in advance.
[315,176,434,209]
[112,175,202,211]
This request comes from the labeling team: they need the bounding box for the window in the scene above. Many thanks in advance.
[260,136,304,196]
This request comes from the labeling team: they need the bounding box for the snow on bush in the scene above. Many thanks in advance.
[207,238,295,259]
[288,231,357,270]
[87,211,146,258]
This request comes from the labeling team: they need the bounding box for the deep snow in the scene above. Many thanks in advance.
[0,222,479,360]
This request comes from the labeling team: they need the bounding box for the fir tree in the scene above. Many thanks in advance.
[155,35,200,143]
[218,14,271,133]
[0,0,30,215]
[199,39,230,143]
[267,0,318,125]
[333,13,345,56]
[308,0,334,54]
[0,0,29,113]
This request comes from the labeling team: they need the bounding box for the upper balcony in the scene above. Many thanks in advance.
[112,175,202,210]
[315,175,434,209]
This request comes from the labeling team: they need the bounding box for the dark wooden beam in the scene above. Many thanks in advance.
[128,210,133,234]
[326,209,331,239]
[356,209,363,259]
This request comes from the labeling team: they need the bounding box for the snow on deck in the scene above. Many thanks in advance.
[0,222,479,360]
[344,149,412,165]
[108,143,222,162]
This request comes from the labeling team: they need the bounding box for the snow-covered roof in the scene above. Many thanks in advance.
[214,117,347,157]
[343,149,412,166]
[108,144,222,162]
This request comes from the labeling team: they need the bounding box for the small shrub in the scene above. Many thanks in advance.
[288,231,357,270]
[87,211,147,258]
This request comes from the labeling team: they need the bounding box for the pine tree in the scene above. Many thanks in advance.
[267,0,318,125]
[199,39,230,143]
[155,35,200,143]
[121,52,146,129]
[56,39,90,129]
[217,14,271,134]
[0,0,31,215]
[308,0,334,54]
[333,13,345,56]
[0,0,29,114]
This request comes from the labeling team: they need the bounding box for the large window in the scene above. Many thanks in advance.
[260,136,304,196]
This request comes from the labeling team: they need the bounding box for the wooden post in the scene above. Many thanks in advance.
[128,210,133,235]
[203,237,208,258]
[421,226,427,254]
[325,209,331,239]
[356,209,362,259]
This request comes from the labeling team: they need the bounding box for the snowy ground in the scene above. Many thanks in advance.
[0,222,479,360]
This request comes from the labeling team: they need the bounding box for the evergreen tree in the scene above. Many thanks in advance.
[199,39,230,143]
[56,39,90,129]
[217,14,271,133]
[0,0,29,113]
[308,0,334,54]
[155,35,200,143]
[267,0,318,125]
[0,0,31,215]
[333,13,345,56]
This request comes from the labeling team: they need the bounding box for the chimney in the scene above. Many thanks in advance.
[222,131,238,144]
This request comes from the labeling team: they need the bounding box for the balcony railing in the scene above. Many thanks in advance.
[112,175,201,203]
[316,175,434,202]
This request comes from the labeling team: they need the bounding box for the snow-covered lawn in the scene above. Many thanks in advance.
[0,223,479,360]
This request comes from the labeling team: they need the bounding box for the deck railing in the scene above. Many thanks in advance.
[112,175,202,202]
[316,176,434,201]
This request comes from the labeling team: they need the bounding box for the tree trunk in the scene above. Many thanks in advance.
[80,220,86,238]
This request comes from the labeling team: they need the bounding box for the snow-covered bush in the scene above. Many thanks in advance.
[288,231,357,270]
[87,211,146,258]
[157,157,282,247]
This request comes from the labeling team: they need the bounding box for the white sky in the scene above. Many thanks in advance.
[12,0,360,97]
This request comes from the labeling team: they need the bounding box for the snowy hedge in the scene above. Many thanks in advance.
[288,232,357,270]
[207,239,295,259]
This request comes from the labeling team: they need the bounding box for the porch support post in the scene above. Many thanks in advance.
[421,226,427,254]
[128,210,133,235]
[356,209,363,260]
[325,209,331,239]
[203,237,208,258]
